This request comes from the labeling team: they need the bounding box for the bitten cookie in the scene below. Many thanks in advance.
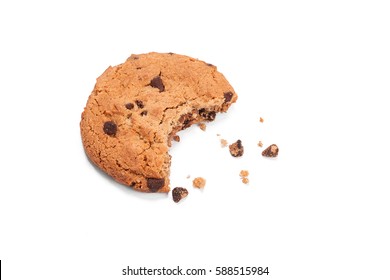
[80,52,237,192]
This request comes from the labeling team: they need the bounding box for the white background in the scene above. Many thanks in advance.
[1,0,390,279]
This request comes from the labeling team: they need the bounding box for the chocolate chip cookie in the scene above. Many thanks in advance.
[80,52,237,192]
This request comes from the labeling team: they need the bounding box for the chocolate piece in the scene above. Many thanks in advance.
[172,187,188,203]
[150,76,165,92]
[224,91,233,102]
[103,121,117,136]
[199,108,216,121]
[173,135,180,142]
[179,113,194,129]
[140,110,148,116]
[229,140,244,157]
[147,178,165,192]
[135,100,144,109]
[125,103,134,110]
[262,144,279,157]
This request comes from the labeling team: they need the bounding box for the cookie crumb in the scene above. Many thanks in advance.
[239,170,249,184]
[242,177,249,184]
[216,133,221,136]
[239,170,249,177]
[257,141,263,147]
[198,123,207,131]
[193,177,206,188]
[229,140,244,157]
[186,175,191,179]
[260,117,264,123]
[173,135,180,142]
[172,187,188,203]
[220,139,228,148]
[262,144,279,157]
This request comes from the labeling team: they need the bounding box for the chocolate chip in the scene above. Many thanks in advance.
[199,108,216,121]
[136,67,142,70]
[229,140,244,157]
[172,187,188,203]
[103,121,117,136]
[135,100,144,109]
[150,76,165,92]
[183,118,191,127]
[140,110,148,116]
[207,111,216,121]
[168,52,174,55]
[130,182,136,187]
[224,91,233,103]
[147,178,165,192]
[125,103,134,110]
[179,113,194,129]
[262,144,279,157]
[206,63,214,67]
[173,135,180,142]
[237,140,243,149]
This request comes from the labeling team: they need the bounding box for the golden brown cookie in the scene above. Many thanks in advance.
[80,52,237,192]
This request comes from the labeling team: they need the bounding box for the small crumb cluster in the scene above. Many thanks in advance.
[239,170,249,184]
[262,144,279,157]
[172,187,188,203]
[170,114,278,203]
[229,140,244,157]
[193,177,206,188]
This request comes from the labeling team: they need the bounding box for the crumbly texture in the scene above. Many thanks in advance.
[80,52,237,193]
[198,123,206,131]
[193,177,206,188]
[240,170,249,184]
[229,140,244,157]
[172,187,189,203]
[257,141,263,147]
[262,144,279,157]
[220,139,228,148]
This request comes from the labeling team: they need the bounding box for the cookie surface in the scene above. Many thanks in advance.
[80,52,237,192]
